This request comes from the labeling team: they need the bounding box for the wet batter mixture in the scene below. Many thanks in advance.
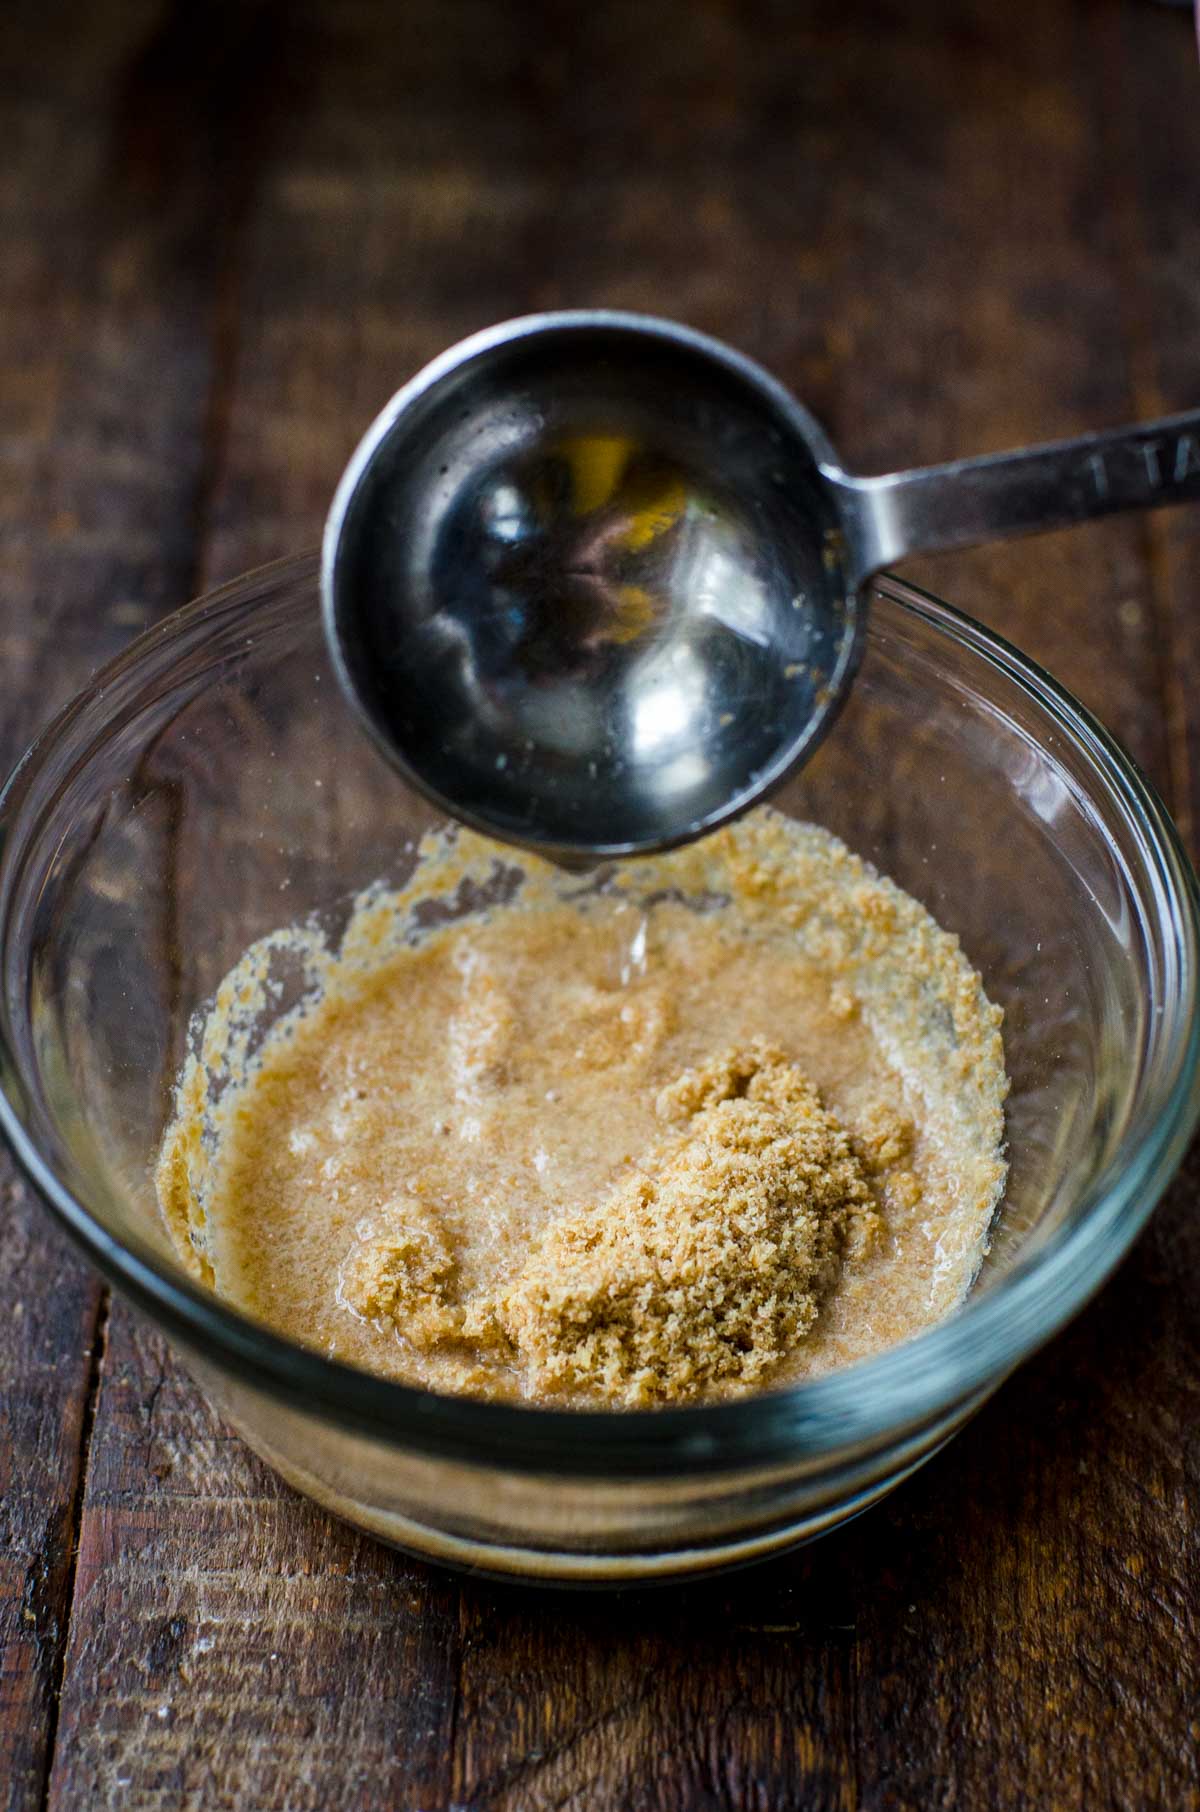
[157,808,1008,1406]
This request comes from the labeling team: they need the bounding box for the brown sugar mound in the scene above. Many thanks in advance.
[338,1196,463,1346]
[469,1042,882,1406]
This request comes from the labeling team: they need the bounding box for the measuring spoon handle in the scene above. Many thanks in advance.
[829,408,1200,582]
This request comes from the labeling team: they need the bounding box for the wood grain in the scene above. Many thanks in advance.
[3,1,1199,1808]
[0,1196,99,1812]
[0,3,208,1800]
[45,1314,460,1812]
[0,1,297,1803]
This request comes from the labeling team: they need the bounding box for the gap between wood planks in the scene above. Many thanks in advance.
[9,2,295,1804]
[1091,0,1197,850]
[34,1296,111,1812]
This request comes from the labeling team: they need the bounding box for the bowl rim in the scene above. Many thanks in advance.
[2,553,1198,1478]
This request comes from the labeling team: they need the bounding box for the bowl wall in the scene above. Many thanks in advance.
[2,556,1195,1580]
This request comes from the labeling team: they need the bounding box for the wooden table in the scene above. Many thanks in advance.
[3,2,1199,1806]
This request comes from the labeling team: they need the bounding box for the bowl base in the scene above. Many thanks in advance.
[249,1433,951,1587]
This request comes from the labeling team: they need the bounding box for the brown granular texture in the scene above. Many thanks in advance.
[338,1197,463,1346]
[468,1041,881,1406]
[850,1103,915,1175]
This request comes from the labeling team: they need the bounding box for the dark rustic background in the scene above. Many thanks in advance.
[2,2,1199,1807]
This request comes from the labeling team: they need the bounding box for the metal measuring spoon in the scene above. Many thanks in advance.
[323,311,1200,860]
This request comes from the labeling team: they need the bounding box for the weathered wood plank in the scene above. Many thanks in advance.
[1098,0,1200,841]
[449,1565,860,1812]
[434,6,1198,1807]
[39,5,478,1806]
[844,4,1200,1802]
[46,1314,460,1812]
[840,0,1171,792]
[13,0,1200,1808]
[0,1196,100,1812]
[819,6,1200,1807]
[0,0,271,1801]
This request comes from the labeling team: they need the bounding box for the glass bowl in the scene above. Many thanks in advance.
[2,555,1197,1585]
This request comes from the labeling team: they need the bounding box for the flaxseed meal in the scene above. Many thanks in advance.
[157,807,1008,1407]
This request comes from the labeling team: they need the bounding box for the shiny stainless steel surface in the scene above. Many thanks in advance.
[324,311,1200,858]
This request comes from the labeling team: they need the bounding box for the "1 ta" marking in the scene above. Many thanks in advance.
[1088,434,1200,500]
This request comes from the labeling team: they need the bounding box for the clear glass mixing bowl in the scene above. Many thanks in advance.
[1,556,1197,1583]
